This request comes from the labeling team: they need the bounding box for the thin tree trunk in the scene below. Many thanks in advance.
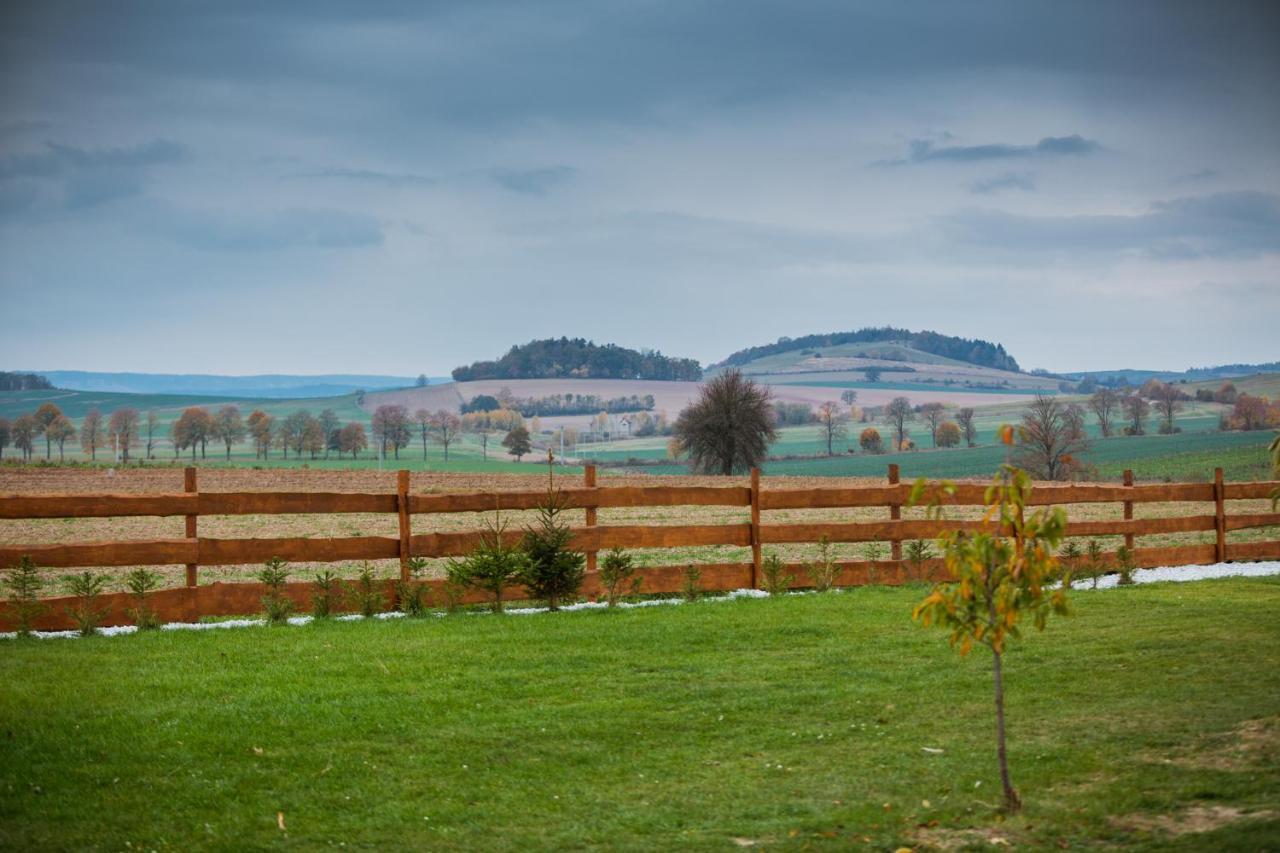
[992,648,1020,813]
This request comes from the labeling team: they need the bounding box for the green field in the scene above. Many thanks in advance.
[3,580,1278,849]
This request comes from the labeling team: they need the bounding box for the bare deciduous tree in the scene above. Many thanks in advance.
[883,396,915,451]
[108,408,141,462]
[34,402,63,459]
[816,401,848,456]
[432,410,463,461]
[1122,394,1150,436]
[956,407,977,447]
[47,414,76,461]
[1089,388,1120,437]
[1012,394,1090,480]
[918,402,947,447]
[80,408,105,460]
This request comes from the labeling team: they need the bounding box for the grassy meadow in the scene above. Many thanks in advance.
[2,579,1278,850]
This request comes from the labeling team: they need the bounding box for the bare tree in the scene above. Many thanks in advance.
[1122,395,1150,436]
[172,407,214,459]
[47,415,76,461]
[1089,388,1120,437]
[80,408,105,460]
[672,370,777,475]
[918,402,947,447]
[1151,383,1184,434]
[414,408,432,460]
[108,408,141,462]
[302,419,326,459]
[247,410,274,459]
[1012,394,1090,480]
[816,401,848,456]
[955,407,977,446]
[0,417,10,459]
[371,404,410,459]
[339,422,368,458]
[432,410,463,461]
[145,411,159,460]
[13,415,38,461]
[883,396,915,451]
[318,409,340,459]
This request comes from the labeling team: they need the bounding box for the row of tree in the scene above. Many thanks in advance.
[0,403,153,462]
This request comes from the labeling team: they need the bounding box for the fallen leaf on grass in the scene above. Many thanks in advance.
[251,747,264,756]
[277,812,286,831]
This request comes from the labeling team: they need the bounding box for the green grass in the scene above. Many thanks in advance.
[2,580,1278,850]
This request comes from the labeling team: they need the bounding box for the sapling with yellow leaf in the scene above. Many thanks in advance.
[909,461,1069,814]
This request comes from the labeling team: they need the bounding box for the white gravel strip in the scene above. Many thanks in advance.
[4,562,1277,640]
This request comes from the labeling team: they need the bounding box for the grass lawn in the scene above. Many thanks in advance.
[3,579,1279,850]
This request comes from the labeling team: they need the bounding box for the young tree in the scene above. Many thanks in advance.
[339,422,368,458]
[413,408,432,460]
[416,373,429,387]
[671,370,777,475]
[919,402,947,447]
[302,418,326,459]
[211,405,244,459]
[13,415,38,461]
[432,410,462,461]
[859,427,883,454]
[503,426,532,461]
[34,402,63,459]
[936,420,962,448]
[912,464,1070,813]
[1231,394,1269,431]
[1122,394,1150,436]
[883,396,915,451]
[172,407,214,459]
[247,410,275,459]
[283,411,315,459]
[0,417,10,459]
[1089,388,1120,437]
[106,407,140,463]
[1013,394,1090,480]
[144,410,160,460]
[955,407,977,447]
[371,404,410,459]
[840,389,858,406]
[864,366,882,383]
[519,453,586,610]
[816,401,848,456]
[1151,383,1184,434]
[47,415,76,461]
[318,408,341,459]
[80,408,105,460]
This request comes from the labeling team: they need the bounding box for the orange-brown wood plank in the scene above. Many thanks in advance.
[199,492,396,515]
[0,538,195,568]
[0,493,196,519]
[196,536,400,565]
[1223,513,1280,532]
[1222,481,1280,500]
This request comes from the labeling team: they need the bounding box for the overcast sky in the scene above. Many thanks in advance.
[2,1,1277,376]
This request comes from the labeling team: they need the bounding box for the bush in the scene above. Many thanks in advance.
[904,539,933,582]
[681,564,702,602]
[448,513,528,613]
[311,569,342,618]
[3,556,46,636]
[804,536,840,592]
[859,427,883,454]
[760,553,794,595]
[520,481,585,611]
[257,557,293,624]
[599,548,641,606]
[125,568,163,630]
[396,557,431,617]
[63,571,110,637]
[348,562,385,617]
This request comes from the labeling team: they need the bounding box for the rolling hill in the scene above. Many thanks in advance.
[31,371,441,398]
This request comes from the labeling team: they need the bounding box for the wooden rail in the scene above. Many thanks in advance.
[2,465,1278,630]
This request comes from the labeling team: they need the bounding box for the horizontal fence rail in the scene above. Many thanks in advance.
[2,464,1278,631]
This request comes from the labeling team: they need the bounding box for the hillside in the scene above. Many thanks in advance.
[451,338,701,382]
[713,328,1021,372]
[32,371,437,397]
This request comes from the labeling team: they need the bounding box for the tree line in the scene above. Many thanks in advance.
[0,371,54,391]
[714,327,1020,372]
[451,337,702,382]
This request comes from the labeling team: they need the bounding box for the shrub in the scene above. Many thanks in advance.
[3,556,46,636]
[257,557,293,624]
[759,553,794,595]
[859,427,883,454]
[520,469,585,610]
[348,562,385,617]
[311,569,342,618]
[1115,545,1136,586]
[936,420,962,448]
[904,539,933,582]
[125,568,163,630]
[63,571,110,637]
[599,548,641,606]
[681,564,702,602]
[396,557,431,617]
[804,536,840,592]
[448,513,528,613]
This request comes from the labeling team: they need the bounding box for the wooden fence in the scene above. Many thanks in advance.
[2,465,1278,631]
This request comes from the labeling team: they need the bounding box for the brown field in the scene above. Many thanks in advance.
[364,378,1040,429]
[2,467,1276,597]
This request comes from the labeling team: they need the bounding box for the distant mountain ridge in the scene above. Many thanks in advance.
[713,327,1021,373]
[33,371,445,398]
[1063,362,1280,385]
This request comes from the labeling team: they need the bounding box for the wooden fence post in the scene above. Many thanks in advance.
[184,467,198,588]
[1213,467,1226,563]
[750,467,762,589]
[888,464,902,562]
[584,464,598,573]
[1122,469,1134,554]
[397,469,411,582]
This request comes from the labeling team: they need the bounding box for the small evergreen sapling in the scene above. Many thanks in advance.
[258,557,293,624]
[759,553,794,595]
[447,512,527,613]
[348,562,385,617]
[681,564,702,602]
[599,548,641,606]
[804,536,839,592]
[311,568,342,618]
[1085,539,1105,589]
[397,557,431,616]
[519,452,585,610]
[63,571,110,636]
[911,465,1070,814]
[1115,545,1136,585]
[862,542,886,585]
[3,556,46,637]
[904,539,933,582]
[125,568,163,630]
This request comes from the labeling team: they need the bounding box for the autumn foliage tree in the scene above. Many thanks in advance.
[371,404,411,459]
[47,415,76,460]
[503,426,532,460]
[1013,394,1090,480]
[911,463,1070,813]
[859,427,883,454]
[172,407,214,459]
[107,408,140,462]
[34,402,63,459]
[212,405,245,459]
[80,408,105,460]
[13,415,37,460]
[671,370,777,475]
[936,420,962,448]
[339,422,368,458]
[247,410,275,459]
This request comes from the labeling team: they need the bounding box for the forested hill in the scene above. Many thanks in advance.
[713,328,1021,372]
[451,338,703,382]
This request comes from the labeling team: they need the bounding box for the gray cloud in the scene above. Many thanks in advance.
[895,135,1100,165]
[970,172,1036,194]
[295,166,435,188]
[148,204,384,252]
[489,166,575,196]
[0,139,185,216]
[939,191,1280,259]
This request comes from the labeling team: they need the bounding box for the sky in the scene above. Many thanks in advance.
[1,0,1278,377]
